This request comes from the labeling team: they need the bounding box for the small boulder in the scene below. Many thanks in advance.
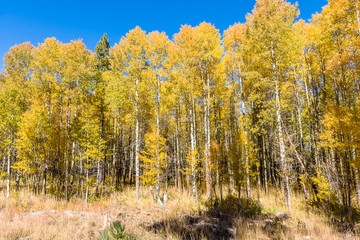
[275,212,289,220]
[263,219,277,233]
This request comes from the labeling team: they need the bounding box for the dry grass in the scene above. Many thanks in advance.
[0,191,106,239]
[0,186,358,239]
[0,187,202,240]
[235,188,358,240]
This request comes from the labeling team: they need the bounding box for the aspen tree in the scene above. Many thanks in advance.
[110,27,148,199]
[146,31,170,203]
[246,0,299,208]
[0,43,33,197]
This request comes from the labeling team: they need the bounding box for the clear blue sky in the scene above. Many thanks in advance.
[1,0,327,70]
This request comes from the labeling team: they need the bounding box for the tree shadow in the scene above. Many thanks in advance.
[145,195,268,240]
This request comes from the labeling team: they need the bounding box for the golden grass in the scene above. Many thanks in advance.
[235,188,358,240]
[0,191,105,239]
[0,187,203,240]
[0,186,358,239]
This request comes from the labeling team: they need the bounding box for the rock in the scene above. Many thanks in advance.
[194,221,233,239]
[195,221,221,229]
[263,216,291,236]
[275,212,289,220]
[334,222,353,232]
[331,217,353,232]
[180,214,198,224]
[263,219,276,233]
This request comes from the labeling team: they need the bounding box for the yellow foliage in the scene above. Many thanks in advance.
[312,170,331,202]
[181,148,201,177]
[139,130,167,187]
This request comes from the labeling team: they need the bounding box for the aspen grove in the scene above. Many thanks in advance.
[2,0,360,220]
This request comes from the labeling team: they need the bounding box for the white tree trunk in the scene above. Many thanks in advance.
[272,45,291,209]
[204,74,212,199]
[239,75,250,200]
[190,98,197,201]
[156,75,162,204]
[355,0,360,34]
[135,77,140,199]
[6,149,10,199]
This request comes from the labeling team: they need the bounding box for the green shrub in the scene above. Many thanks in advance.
[99,221,136,240]
[205,195,262,218]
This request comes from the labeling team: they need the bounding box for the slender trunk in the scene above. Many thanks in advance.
[303,182,309,214]
[86,155,89,202]
[331,148,341,200]
[240,77,250,200]
[304,52,319,171]
[27,175,30,196]
[186,174,190,195]
[346,158,352,220]
[135,77,140,199]
[228,160,234,195]
[238,183,242,214]
[80,150,83,199]
[295,81,304,153]
[190,98,197,201]
[65,156,69,201]
[263,136,269,195]
[164,177,168,206]
[150,186,155,205]
[6,149,10,198]
[355,168,360,206]
[15,169,19,191]
[272,44,290,209]
[156,75,162,204]
[96,92,105,195]
[204,72,212,199]
[350,146,360,206]
[42,167,47,195]
[176,108,182,192]
[113,117,118,189]
[355,0,360,35]
[2,155,5,194]
[2,153,5,175]
[129,127,133,184]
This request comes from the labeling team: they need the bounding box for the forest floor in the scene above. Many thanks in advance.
[0,187,358,240]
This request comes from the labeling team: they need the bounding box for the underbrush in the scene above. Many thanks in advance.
[100,221,137,240]
[0,187,358,239]
[310,198,360,223]
[204,194,262,218]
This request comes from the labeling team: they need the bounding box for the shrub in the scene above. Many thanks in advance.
[205,195,262,218]
[99,221,136,240]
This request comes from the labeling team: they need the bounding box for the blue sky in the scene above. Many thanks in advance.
[1,0,327,70]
